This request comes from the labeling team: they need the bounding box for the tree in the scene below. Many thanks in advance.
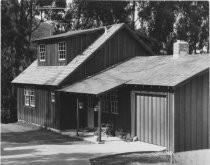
[1,0,41,119]
[175,1,209,54]
[64,0,132,30]
[137,1,178,54]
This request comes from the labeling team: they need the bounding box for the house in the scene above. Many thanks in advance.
[12,23,209,152]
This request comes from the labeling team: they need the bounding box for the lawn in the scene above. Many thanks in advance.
[90,151,173,165]
[2,122,210,165]
[1,121,88,148]
[90,149,210,165]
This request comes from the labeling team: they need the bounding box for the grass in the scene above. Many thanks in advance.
[90,151,173,165]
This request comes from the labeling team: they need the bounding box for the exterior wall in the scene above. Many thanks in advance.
[130,89,175,151]
[61,29,151,86]
[17,86,60,129]
[37,30,103,66]
[174,72,209,152]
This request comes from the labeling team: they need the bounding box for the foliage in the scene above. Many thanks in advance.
[137,1,178,54]
[137,1,209,54]
[64,0,132,30]
[1,0,40,117]
[175,1,209,54]
[1,110,11,123]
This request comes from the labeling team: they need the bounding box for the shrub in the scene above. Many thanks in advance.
[1,109,11,123]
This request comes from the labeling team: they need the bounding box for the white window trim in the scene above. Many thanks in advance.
[39,44,46,62]
[58,42,66,61]
[24,88,35,107]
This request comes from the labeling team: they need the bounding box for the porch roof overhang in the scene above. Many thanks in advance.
[58,54,209,95]
[58,76,128,95]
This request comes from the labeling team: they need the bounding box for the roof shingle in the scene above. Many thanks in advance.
[59,54,209,95]
[12,23,124,86]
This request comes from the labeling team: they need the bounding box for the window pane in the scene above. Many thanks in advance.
[39,44,46,61]
[58,42,66,60]
[25,96,29,106]
[30,95,35,107]
[51,92,55,102]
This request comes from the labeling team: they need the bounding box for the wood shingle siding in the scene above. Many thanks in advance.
[17,87,60,130]
[174,72,209,152]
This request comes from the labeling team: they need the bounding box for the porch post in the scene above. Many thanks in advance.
[76,98,79,136]
[98,98,102,142]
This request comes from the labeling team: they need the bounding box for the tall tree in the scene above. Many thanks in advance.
[137,1,178,54]
[175,1,209,54]
[1,0,41,117]
[64,0,132,30]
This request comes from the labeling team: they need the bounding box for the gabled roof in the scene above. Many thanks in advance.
[12,23,153,86]
[59,54,209,95]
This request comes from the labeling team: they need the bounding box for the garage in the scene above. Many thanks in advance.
[135,92,169,147]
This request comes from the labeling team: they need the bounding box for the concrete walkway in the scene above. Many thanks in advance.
[1,123,166,165]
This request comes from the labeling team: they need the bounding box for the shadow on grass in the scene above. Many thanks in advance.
[90,151,171,165]
[1,128,85,146]
[2,152,105,165]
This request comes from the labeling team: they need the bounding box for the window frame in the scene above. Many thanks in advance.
[58,42,66,61]
[39,44,46,61]
[110,91,119,114]
[51,91,55,103]
[24,88,35,107]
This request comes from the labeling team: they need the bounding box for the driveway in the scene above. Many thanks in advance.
[1,122,165,165]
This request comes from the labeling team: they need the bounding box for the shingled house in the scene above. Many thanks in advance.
[12,23,209,152]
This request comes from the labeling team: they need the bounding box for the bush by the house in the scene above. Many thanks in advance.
[1,109,11,123]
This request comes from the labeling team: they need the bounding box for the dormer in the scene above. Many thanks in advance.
[35,27,104,66]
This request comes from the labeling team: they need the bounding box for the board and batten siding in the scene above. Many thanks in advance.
[174,72,209,152]
[131,90,175,151]
[38,30,103,66]
[17,87,60,130]
[61,29,151,86]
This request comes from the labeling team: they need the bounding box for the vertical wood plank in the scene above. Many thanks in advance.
[202,74,209,148]
[191,79,197,150]
[148,96,152,143]
[196,77,203,149]
[156,97,161,145]
[136,95,141,139]
[152,96,157,145]
[180,85,186,151]
[140,96,144,141]
[185,82,191,150]
[130,91,136,138]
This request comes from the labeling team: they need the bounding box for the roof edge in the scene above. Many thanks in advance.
[34,27,105,42]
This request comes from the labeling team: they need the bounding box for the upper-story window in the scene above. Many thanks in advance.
[24,88,35,107]
[58,42,66,61]
[39,44,46,61]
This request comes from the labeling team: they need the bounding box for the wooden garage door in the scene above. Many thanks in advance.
[136,93,168,147]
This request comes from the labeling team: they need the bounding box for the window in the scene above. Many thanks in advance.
[101,94,109,113]
[51,91,55,102]
[39,44,46,61]
[100,91,119,114]
[24,88,35,107]
[58,42,66,60]
[110,91,118,114]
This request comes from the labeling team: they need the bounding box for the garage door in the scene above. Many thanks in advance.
[136,93,169,147]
